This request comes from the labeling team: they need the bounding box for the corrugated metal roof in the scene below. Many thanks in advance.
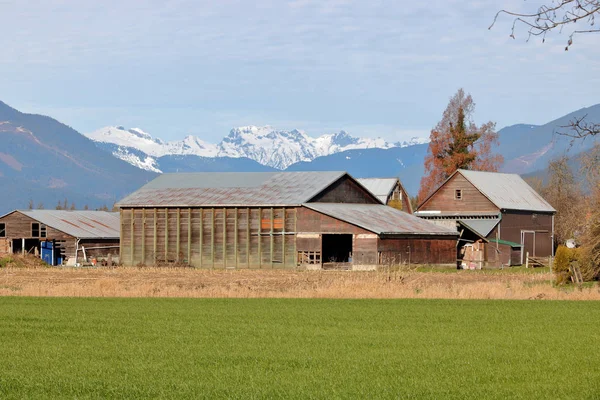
[356,178,398,204]
[459,170,556,213]
[16,210,120,239]
[303,203,457,236]
[118,171,349,207]
[458,219,499,238]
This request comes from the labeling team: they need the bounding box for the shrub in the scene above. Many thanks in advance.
[553,246,579,285]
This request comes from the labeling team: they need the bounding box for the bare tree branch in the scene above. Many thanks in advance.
[490,0,600,50]
[558,114,600,139]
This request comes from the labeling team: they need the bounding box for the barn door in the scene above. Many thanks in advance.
[521,230,535,264]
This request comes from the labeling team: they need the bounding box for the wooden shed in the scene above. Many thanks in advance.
[357,178,413,213]
[0,210,120,265]
[118,171,457,269]
[415,169,556,267]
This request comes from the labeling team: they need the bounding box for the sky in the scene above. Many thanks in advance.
[1,0,599,143]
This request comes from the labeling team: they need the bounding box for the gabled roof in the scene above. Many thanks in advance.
[1,210,120,239]
[356,178,399,204]
[458,170,555,213]
[419,169,555,213]
[303,203,457,236]
[118,171,378,207]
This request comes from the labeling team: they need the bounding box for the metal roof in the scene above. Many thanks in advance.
[356,178,399,204]
[14,210,120,239]
[458,218,500,238]
[458,170,556,213]
[303,203,457,236]
[118,171,350,207]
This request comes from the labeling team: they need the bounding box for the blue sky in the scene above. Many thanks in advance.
[1,0,599,143]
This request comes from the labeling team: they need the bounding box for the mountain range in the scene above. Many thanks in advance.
[87,125,428,171]
[0,99,598,214]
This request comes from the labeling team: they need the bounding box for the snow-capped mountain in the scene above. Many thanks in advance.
[86,125,429,171]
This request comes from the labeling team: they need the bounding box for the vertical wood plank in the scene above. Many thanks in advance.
[223,207,226,268]
[200,208,203,267]
[187,208,192,264]
[258,208,262,269]
[130,208,134,265]
[246,207,250,267]
[293,208,297,269]
[153,208,157,263]
[141,208,146,265]
[211,208,215,269]
[176,208,181,261]
[165,208,168,261]
[234,207,238,268]
[119,208,124,264]
[270,207,274,268]
[282,207,285,267]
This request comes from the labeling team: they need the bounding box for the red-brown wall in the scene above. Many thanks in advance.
[418,173,498,213]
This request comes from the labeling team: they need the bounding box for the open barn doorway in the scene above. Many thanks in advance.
[322,234,353,264]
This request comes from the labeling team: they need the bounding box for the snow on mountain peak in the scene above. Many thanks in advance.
[86,125,429,171]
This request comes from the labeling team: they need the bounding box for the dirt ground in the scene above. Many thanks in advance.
[1,261,599,300]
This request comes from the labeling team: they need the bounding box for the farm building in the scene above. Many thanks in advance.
[415,169,556,267]
[357,178,413,213]
[0,210,120,265]
[117,171,457,269]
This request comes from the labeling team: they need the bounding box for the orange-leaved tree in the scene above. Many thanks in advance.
[417,89,503,203]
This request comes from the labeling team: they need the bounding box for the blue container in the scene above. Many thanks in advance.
[41,241,54,265]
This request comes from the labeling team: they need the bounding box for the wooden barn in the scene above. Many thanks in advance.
[357,178,413,213]
[117,171,457,269]
[415,169,556,267]
[0,210,120,265]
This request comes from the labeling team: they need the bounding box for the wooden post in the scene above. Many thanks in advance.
[211,208,215,269]
[165,208,169,261]
[282,208,286,267]
[130,209,134,266]
[270,207,274,268]
[199,208,203,267]
[246,208,250,267]
[234,207,238,268]
[176,208,181,261]
[293,209,297,269]
[525,251,529,269]
[258,208,262,268]
[153,208,157,263]
[223,208,227,268]
[119,208,123,264]
[187,208,192,264]
[141,209,146,265]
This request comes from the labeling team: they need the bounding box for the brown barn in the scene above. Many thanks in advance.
[0,210,120,265]
[117,171,457,269]
[415,169,556,267]
[357,178,413,213]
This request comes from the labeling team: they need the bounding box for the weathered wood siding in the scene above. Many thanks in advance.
[497,211,553,258]
[310,176,380,204]
[296,207,372,235]
[419,174,498,213]
[377,237,456,265]
[121,207,298,268]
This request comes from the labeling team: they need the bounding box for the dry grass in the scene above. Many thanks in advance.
[1,263,600,300]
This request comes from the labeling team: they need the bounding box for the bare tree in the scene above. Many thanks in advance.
[490,0,600,50]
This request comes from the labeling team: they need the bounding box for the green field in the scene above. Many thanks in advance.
[1,298,599,399]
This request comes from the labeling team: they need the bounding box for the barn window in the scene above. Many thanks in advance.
[40,224,47,238]
[31,223,40,237]
[455,189,462,200]
[0,223,5,237]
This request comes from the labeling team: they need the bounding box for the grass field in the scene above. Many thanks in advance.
[1,298,599,399]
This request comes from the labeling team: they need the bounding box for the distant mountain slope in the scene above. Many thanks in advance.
[87,125,428,170]
[0,101,156,213]
[499,105,600,174]
[156,154,276,173]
